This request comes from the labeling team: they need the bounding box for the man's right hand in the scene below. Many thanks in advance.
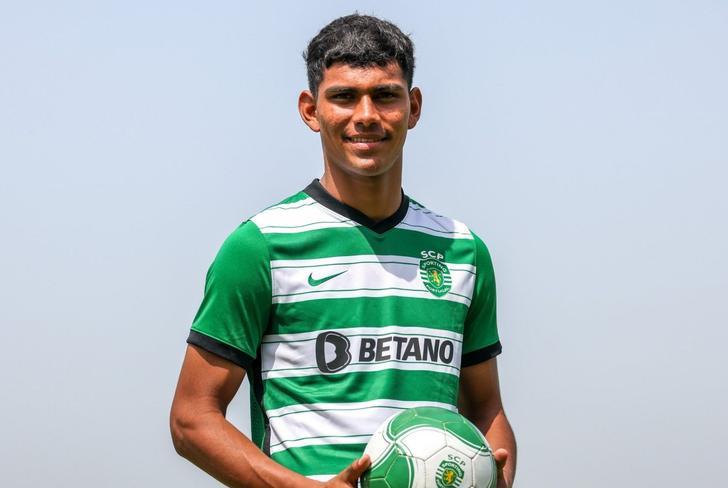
[322,455,371,488]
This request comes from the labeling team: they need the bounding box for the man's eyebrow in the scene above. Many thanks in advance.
[372,84,405,93]
[323,84,406,96]
[324,86,356,96]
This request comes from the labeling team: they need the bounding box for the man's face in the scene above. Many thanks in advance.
[300,62,421,178]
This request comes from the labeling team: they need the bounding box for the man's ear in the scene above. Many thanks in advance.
[407,87,422,130]
[298,90,320,132]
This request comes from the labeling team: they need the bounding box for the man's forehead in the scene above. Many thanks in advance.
[319,62,408,89]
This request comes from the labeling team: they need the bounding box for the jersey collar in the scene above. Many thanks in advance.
[303,179,410,234]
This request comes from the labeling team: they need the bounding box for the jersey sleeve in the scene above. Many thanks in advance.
[461,232,502,367]
[187,220,271,371]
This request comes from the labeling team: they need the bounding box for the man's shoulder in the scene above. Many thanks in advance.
[218,189,310,244]
[244,188,328,233]
[401,197,477,241]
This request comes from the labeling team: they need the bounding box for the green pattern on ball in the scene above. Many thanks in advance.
[361,477,392,488]
[386,409,421,438]
[387,455,413,485]
[387,406,463,438]
[369,447,398,476]
[362,446,408,488]
[442,420,485,450]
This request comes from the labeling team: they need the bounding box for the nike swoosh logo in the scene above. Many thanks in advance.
[307,270,347,287]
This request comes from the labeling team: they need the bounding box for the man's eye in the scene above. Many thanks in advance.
[332,93,354,100]
[376,92,397,100]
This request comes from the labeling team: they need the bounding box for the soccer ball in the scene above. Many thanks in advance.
[361,406,497,488]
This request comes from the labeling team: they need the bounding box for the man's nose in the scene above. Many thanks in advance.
[352,96,380,128]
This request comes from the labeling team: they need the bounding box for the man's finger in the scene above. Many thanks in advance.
[493,448,509,469]
[337,455,371,485]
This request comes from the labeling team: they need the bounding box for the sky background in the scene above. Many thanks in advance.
[1,1,727,486]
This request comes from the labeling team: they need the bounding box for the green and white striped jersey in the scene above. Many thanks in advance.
[187,180,501,480]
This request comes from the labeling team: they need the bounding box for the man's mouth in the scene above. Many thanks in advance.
[344,135,388,143]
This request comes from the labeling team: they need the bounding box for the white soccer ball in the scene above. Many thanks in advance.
[361,406,497,488]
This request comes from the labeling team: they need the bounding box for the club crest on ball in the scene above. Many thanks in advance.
[436,460,465,488]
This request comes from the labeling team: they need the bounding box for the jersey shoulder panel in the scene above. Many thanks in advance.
[250,190,357,235]
[401,198,474,240]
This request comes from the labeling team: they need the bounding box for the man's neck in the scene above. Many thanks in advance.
[319,167,403,222]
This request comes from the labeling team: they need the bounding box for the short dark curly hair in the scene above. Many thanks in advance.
[303,14,415,96]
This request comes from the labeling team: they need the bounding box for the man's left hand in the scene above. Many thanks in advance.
[493,448,512,488]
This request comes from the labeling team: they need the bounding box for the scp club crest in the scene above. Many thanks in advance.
[419,251,452,297]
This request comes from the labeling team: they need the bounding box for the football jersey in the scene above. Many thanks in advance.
[187,179,501,480]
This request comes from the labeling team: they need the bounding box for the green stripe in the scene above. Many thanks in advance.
[263,369,459,410]
[265,226,476,264]
[271,443,367,477]
[263,359,460,374]
[270,296,468,335]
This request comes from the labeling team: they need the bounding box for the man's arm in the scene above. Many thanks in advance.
[170,344,369,488]
[458,357,516,488]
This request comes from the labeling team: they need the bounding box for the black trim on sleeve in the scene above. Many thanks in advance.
[303,179,410,234]
[186,330,255,370]
[461,341,502,367]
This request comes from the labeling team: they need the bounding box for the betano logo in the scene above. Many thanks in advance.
[315,330,456,374]
[315,331,352,373]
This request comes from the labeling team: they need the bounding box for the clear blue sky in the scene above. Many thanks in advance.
[1,1,726,486]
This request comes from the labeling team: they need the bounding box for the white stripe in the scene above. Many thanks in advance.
[399,204,474,239]
[265,197,316,211]
[251,201,358,234]
[260,326,462,380]
[270,434,371,454]
[252,198,474,239]
[267,400,456,454]
[258,220,358,234]
[271,259,475,306]
[252,199,475,239]
[266,398,455,418]
[273,287,471,306]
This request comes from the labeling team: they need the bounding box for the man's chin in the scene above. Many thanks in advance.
[326,153,400,178]
[345,160,394,177]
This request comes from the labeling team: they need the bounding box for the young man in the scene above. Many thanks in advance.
[171,14,516,488]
